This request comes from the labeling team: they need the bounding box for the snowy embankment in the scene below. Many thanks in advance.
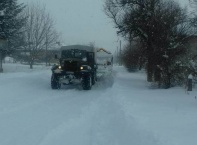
[0,63,197,145]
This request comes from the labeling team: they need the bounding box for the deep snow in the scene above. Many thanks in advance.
[0,63,197,145]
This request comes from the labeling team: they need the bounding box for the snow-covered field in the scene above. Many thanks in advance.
[0,63,197,145]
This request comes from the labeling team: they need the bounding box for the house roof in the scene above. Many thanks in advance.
[96,48,111,54]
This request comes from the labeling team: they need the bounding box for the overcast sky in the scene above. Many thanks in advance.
[18,0,190,52]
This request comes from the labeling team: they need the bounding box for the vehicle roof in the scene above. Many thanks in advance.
[60,45,95,52]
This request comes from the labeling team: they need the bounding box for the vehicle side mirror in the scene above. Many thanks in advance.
[55,54,58,59]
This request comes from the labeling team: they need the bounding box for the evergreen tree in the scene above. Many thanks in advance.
[0,0,26,72]
[0,0,26,52]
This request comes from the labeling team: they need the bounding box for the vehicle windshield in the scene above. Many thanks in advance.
[61,49,87,61]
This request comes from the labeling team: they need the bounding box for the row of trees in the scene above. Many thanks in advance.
[104,0,197,88]
[0,0,60,71]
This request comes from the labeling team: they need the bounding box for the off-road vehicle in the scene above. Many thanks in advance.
[51,45,97,90]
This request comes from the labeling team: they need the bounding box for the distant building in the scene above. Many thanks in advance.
[96,48,113,65]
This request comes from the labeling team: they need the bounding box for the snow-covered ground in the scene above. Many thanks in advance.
[0,63,197,145]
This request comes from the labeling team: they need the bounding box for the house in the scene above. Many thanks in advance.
[96,48,113,65]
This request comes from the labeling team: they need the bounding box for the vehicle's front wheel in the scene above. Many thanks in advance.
[82,75,92,90]
[51,74,61,89]
[92,72,97,85]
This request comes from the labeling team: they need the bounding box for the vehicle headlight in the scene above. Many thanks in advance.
[58,66,62,69]
[80,65,91,70]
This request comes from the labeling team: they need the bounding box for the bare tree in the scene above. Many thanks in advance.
[22,3,59,69]
[104,0,190,88]
[190,0,197,6]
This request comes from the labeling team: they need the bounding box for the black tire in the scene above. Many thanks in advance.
[51,74,61,89]
[92,72,96,85]
[82,75,92,90]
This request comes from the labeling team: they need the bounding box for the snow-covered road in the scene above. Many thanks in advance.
[0,65,197,145]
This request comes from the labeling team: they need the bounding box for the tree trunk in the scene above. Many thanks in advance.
[187,79,192,91]
[154,67,161,88]
[30,60,33,69]
[30,63,33,69]
[146,39,154,82]
[147,63,153,82]
[0,52,3,73]
[164,70,171,89]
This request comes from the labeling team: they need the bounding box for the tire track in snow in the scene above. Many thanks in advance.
[38,90,106,145]
[39,86,159,145]
[0,67,160,145]
[38,68,159,145]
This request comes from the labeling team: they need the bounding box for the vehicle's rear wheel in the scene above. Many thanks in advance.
[51,74,61,89]
[82,75,92,90]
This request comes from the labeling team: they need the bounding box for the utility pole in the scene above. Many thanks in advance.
[117,46,119,65]
[45,33,48,66]
[119,40,122,65]
[120,40,121,54]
